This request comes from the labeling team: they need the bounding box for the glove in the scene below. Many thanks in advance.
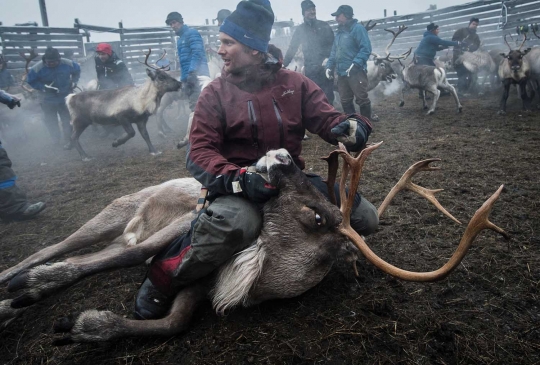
[233,168,279,204]
[345,63,358,77]
[322,58,329,67]
[331,118,368,152]
[187,72,198,87]
[7,97,21,109]
[325,69,334,80]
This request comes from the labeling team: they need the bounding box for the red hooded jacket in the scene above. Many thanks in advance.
[186,63,371,195]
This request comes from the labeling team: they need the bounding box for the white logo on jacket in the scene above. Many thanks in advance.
[281,89,294,97]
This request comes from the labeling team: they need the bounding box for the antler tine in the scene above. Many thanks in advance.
[504,34,513,51]
[388,47,413,61]
[321,152,340,206]
[362,20,378,31]
[533,27,540,40]
[378,159,461,224]
[518,33,527,51]
[340,185,509,282]
[383,25,408,56]
[138,48,163,71]
[154,49,171,71]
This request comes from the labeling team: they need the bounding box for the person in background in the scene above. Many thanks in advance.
[283,0,335,104]
[0,90,46,222]
[452,18,481,96]
[94,43,134,90]
[325,5,373,119]
[26,47,80,149]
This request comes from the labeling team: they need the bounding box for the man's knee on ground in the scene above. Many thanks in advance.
[350,198,379,236]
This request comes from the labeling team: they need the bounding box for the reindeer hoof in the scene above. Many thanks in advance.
[177,140,189,149]
[398,101,404,107]
[150,151,162,156]
[457,107,463,113]
[497,110,506,116]
[82,157,95,162]
[427,110,435,115]
[158,132,167,139]
[53,313,79,333]
[7,271,30,292]
[423,105,429,110]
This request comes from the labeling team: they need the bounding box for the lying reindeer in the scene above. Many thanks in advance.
[399,56,463,115]
[0,145,508,343]
[497,34,532,115]
[65,49,182,161]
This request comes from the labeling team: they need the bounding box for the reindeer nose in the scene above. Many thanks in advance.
[275,153,292,165]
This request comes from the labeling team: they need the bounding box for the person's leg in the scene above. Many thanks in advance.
[455,64,470,95]
[348,69,372,119]
[136,195,262,319]
[306,68,335,105]
[40,103,61,143]
[338,75,355,114]
[0,142,45,221]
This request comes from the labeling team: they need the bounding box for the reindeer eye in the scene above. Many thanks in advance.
[315,213,324,226]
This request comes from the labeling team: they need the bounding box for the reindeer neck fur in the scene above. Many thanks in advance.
[133,79,162,115]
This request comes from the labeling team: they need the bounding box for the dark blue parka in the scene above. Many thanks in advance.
[415,31,459,60]
[326,19,372,75]
[27,58,81,104]
[176,25,210,81]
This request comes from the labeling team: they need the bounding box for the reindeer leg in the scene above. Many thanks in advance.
[0,188,152,285]
[135,120,161,155]
[112,121,136,148]
[7,213,195,309]
[399,84,408,107]
[52,283,207,343]
[442,82,462,113]
[71,118,92,161]
[427,87,440,115]
[422,90,428,110]
[498,80,511,115]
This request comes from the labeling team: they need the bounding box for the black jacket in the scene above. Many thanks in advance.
[452,28,481,63]
[95,52,134,90]
[283,19,334,72]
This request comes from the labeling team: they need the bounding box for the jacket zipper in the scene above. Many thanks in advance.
[247,100,259,153]
[272,98,285,149]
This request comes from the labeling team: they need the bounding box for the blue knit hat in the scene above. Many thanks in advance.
[219,0,274,53]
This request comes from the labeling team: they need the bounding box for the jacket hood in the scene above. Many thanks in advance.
[423,31,435,37]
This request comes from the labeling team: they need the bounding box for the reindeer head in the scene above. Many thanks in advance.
[372,26,412,82]
[501,34,531,73]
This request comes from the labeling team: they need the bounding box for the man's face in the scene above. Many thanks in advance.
[44,59,59,68]
[433,28,440,36]
[97,52,110,63]
[218,32,260,74]
[169,20,183,33]
[335,14,348,26]
[304,7,316,20]
[469,21,479,31]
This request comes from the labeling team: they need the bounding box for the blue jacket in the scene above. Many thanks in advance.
[27,58,81,104]
[176,25,210,81]
[415,31,459,60]
[327,19,372,75]
[0,89,15,106]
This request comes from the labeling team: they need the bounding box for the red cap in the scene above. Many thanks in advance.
[96,43,112,56]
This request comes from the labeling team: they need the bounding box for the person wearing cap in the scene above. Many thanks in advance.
[325,5,373,120]
[452,18,481,95]
[0,90,46,221]
[165,11,211,112]
[283,0,335,104]
[414,23,461,67]
[215,9,231,26]
[134,0,377,321]
[26,47,80,149]
[94,43,134,91]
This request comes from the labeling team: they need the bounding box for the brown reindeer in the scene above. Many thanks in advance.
[0,145,508,342]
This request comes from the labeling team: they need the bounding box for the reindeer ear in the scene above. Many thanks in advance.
[499,53,507,57]
[146,68,156,80]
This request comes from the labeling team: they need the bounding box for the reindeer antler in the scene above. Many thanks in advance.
[19,50,38,93]
[323,143,510,282]
[138,48,171,71]
[373,26,411,61]
[361,20,378,31]
[518,33,527,51]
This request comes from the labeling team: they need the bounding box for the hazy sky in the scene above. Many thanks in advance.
[2,0,468,42]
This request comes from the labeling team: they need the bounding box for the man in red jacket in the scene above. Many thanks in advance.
[135,0,377,320]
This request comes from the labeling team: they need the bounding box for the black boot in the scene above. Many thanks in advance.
[134,277,174,320]
[360,103,374,121]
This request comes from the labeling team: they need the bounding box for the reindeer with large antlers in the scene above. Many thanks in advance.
[497,34,532,115]
[0,144,508,343]
[64,49,182,160]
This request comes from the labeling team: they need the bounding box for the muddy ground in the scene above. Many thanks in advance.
[0,91,539,365]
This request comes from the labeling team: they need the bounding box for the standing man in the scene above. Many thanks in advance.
[0,90,46,221]
[134,0,377,320]
[215,9,231,26]
[325,5,373,119]
[165,11,211,111]
[283,0,335,104]
[94,43,134,90]
[452,18,481,95]
[27,47,80,149]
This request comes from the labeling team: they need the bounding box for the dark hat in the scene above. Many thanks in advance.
[301,0,316,15]
[469,17,480,24]
[427,22,439,32]
[216,9,232,22]
[165,12,183,25]
[331,5,353,18]
[219,0,274,53]
[43,47,61,61]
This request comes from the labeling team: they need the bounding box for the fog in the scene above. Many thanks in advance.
[3,0,469,42]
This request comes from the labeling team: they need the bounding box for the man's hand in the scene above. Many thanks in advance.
[325,69,334,80]
[331,118,368,152]
[233,168,279,204]
[7,97,21,109]
[187,72,198,87]
[322,58,329,67]
[345,63,358,77]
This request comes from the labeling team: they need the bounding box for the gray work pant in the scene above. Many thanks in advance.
[337,69,370,114]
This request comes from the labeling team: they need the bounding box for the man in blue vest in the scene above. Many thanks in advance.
[325,5,373,120]
[165,11,211,111]
[0,90,46,221]
[27,47,80,149]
